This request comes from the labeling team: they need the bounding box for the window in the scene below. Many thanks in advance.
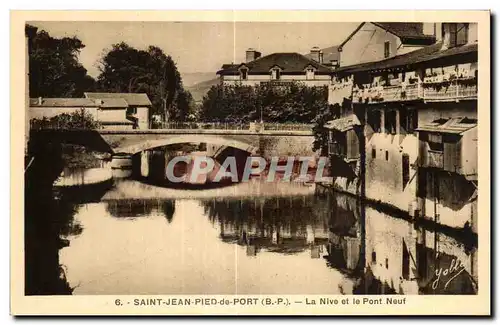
[456,23,469,46]
[402,154,410,188]
[449,23,469,47]
[306,68,315,80]
[372,251,377,264]
[402,240,410,280]
[400,108,418,134]
[372,147,377,159]
[367,109,382,133]
[385,151,389,161]
[240,68,248,80]
[385,110,397,134]
[271,68,281,80]
[384,41,390,58]
[428,133,444,152]
[127,107,137,115]
[385,258,389,269]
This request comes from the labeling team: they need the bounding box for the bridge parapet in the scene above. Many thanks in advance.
[152,122,314,132]
[29,124,318,158]
[98,128,313,136]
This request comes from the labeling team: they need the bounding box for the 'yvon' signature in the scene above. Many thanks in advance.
[432,254,466,290]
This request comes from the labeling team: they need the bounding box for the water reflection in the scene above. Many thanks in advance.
[55,178,477,295]
[105,199,176,221]
[202,195,330,256]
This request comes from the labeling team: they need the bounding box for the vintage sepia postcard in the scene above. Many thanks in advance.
[10,10,491,316]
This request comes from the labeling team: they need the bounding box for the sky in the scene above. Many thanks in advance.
[30,21,359,79]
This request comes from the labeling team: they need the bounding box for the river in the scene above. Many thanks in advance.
[29,164,476,296]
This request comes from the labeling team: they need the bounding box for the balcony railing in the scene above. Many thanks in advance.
[422,83,458,101]
[351,83,423,104]
[340,77,477,104]
[422,78,477,102]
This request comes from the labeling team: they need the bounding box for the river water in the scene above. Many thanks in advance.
[43,167,478,296]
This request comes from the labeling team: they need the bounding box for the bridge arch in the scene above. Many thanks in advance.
[115,134,259,156]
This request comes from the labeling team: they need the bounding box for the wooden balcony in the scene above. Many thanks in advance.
[351,83,422,104]
[422,78,477,102]
[343,78,477,104]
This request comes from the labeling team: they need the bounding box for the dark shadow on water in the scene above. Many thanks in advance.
[105,198,177,222]
[25,142,77,295]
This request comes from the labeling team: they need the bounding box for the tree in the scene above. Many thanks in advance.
[25,24,96,98]
[199,82,328,124]
[96,43,193,121]
[30,108,100,130]
[312,103,340,155]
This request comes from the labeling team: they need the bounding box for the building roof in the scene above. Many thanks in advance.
[339,22,436,50]
[325,114,361,132]
[84,92,152,106]
[100,119,135,125]
[416,117,477,134]
[334,42,477,75]
[372,22,436,45]
[304,45,340,65]
[217,52,332,76]
[29,98,99,107]
[99,98,129,108]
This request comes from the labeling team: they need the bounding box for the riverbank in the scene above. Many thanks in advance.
[60,143,110,169]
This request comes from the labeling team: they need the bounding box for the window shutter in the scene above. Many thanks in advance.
[443,135,461,173]
[449,24,458,48]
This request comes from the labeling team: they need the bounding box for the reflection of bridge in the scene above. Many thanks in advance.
[30,126,317,159]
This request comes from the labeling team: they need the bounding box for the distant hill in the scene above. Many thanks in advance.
[185,77,220,103]
[181,72,217,87]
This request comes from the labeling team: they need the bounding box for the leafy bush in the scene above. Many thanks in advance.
[30,108,100,130]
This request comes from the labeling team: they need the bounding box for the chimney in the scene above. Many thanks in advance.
[310,46,321,63]
[246,48,261,63]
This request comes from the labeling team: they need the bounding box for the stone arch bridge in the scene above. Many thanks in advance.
[29,129,318,160]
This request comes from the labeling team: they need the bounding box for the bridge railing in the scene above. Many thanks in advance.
[30,119,315,132]
[152,122,314,131]
[262,123,315,131]
[153,122,251,130]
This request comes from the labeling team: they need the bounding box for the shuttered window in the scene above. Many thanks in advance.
[449,23,458,48]
[384,41,390,58]
[402,154,410,189]
[346,129,359,160]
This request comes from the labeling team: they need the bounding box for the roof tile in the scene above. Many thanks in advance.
[29,98,99,107]
[218,52,332,76]
[84,92,152,106]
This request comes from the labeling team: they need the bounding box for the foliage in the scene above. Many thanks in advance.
[199,82,328,123]
[312,103,341,156]
[30,108,100,130]
[96,42,194,121]
[25,24,96,98]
